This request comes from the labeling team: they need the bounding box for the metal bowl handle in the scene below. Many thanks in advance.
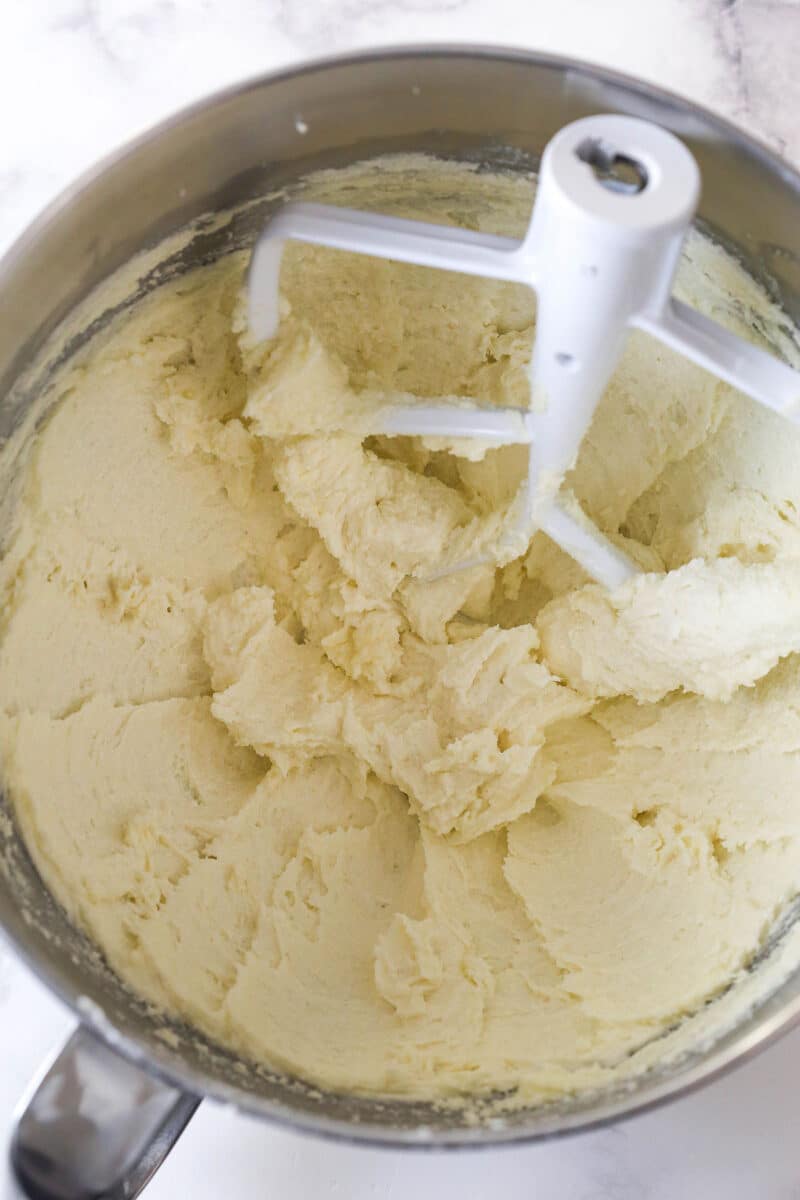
[10,1026,200,1200]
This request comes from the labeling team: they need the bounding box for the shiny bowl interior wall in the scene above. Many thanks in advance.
[2,47,800,1148]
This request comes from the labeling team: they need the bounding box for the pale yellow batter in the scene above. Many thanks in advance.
[2,158,800,1103]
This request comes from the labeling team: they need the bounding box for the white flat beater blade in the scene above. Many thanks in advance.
[248,115,800,588]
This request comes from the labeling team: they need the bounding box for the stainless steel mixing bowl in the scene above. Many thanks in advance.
[2,45,800,1200]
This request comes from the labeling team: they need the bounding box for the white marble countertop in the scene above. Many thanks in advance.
[1,2,800,1198]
